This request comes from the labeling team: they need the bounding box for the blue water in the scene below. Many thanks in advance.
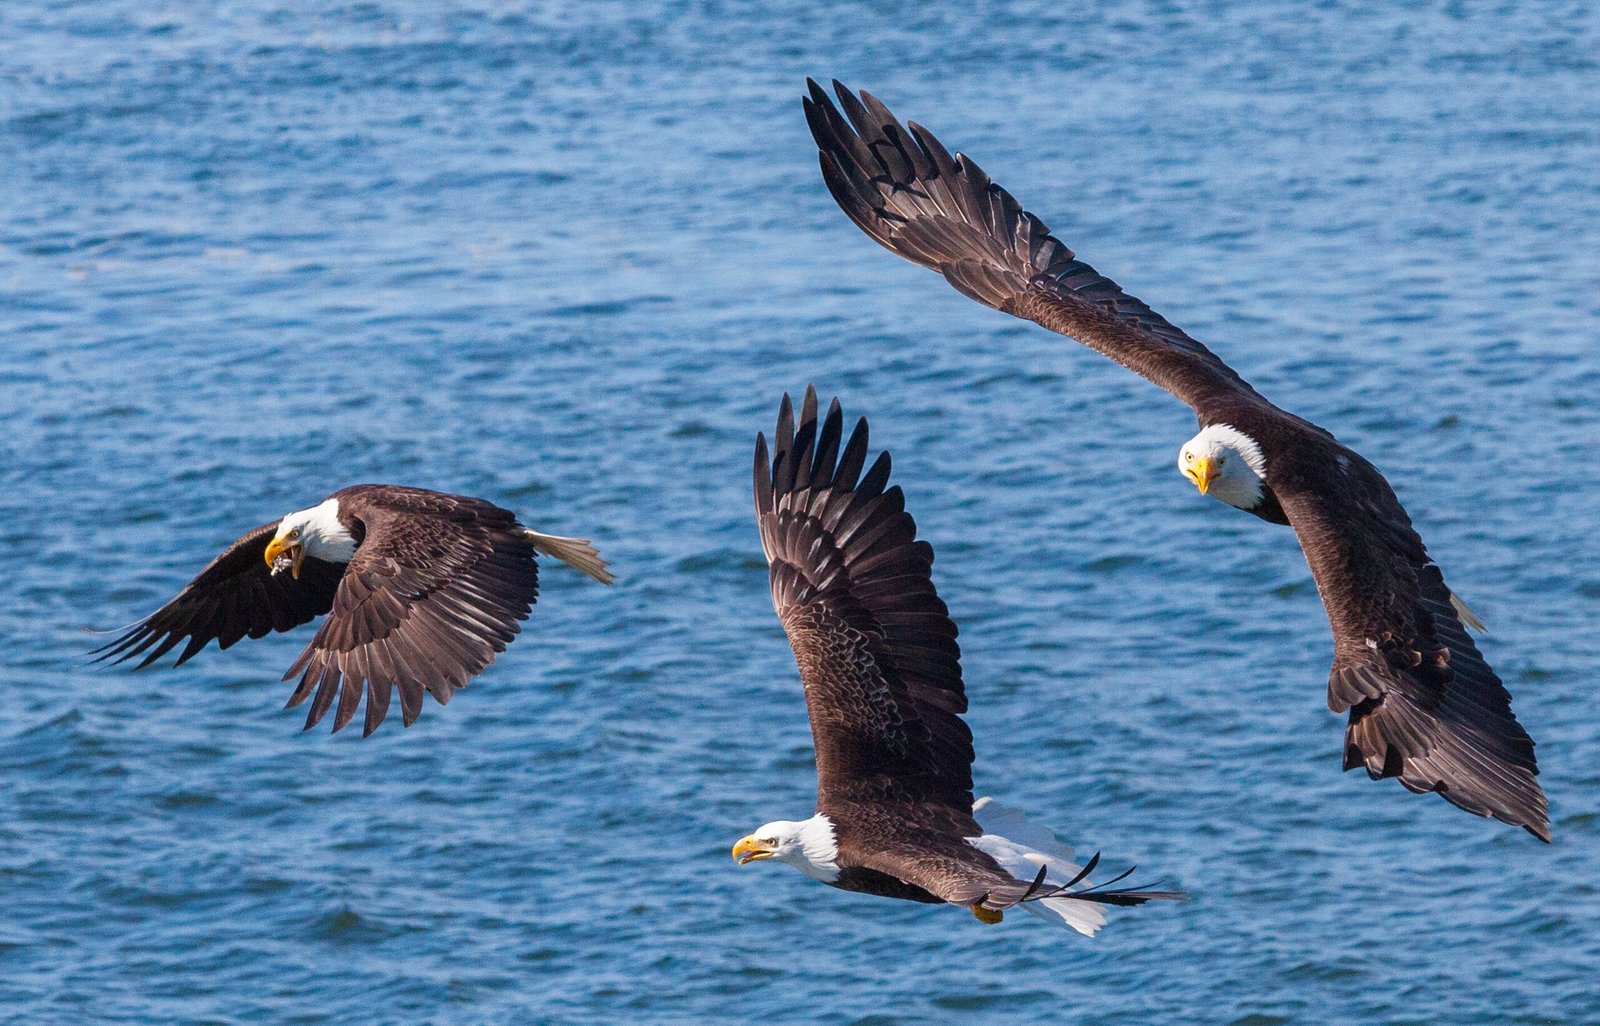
[4,2,1598,1023]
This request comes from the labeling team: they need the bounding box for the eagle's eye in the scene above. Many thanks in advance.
[1183,451,1194,463]
[289,527,301,540]
[760,837,777,847]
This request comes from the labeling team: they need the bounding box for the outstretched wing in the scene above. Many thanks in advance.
[1273,454,1548,840]
[92,520,344,669]
[809,79,1546,842]
[755,388,973,813]
[804,79,1270,414]
[282,487,541,737]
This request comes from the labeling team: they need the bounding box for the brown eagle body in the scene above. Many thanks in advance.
[804,80,1547,841]
[94,484,611,737]
[735,389,1182,932]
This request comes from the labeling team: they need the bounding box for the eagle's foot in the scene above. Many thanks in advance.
[970,903,1003,925]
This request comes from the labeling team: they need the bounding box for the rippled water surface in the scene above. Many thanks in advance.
[4,2,1599,1023]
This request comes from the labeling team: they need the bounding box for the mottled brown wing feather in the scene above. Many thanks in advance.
[92,520,344,669]
[804,79,1265,413]
[281,486,540,737]
[847,824,1009,907]
[755,388,973,816]
[1272,457,1548,841]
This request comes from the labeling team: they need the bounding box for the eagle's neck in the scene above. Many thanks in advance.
[787,814,841,882]
[293,497,359,563]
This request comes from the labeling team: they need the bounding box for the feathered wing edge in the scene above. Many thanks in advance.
[88,521,344,670]
[278,527,538,738]
[802,77,1264,412]
[1334,563,1548,842]
[756,386,975,807]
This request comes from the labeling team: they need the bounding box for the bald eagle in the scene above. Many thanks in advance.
[803,80,1548,841]
[732,389,1184,934]
[95,484,612,736]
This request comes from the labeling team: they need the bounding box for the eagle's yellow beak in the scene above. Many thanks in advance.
[732,836,775,865]
[1186,456,1214,495]
[263,536,305,579]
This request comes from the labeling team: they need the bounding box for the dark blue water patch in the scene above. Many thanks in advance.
[3,1,1598,1024]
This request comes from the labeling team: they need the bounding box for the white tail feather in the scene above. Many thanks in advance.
[522,529,613,585]
[969,798,1108,937]
[1448,590,1487,633]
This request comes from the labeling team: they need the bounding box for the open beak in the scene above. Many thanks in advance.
[1188,456,1214,495]
[732,836,775,865]
[263,537,305,579]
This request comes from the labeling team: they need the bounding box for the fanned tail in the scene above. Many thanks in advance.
[1449,591,1487,633]
[523,529,614,585]
[971,798,1185,936]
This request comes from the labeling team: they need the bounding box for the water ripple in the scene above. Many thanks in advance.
[2,2,1597,1024]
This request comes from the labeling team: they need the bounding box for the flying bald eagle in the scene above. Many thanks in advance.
[732,389,1184,934]
[803,80,1548,840]
[95,484,612,736]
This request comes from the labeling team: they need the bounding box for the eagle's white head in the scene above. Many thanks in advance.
[1178,424,1268,511]
[732,814,840,882]
[263,497,358,578]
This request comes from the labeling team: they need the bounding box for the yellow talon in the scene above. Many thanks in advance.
[970,903,1003,925]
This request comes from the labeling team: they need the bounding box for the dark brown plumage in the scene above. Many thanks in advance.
[94,484,611,736]
[804,79,1547,841]
[752,388,1181,921]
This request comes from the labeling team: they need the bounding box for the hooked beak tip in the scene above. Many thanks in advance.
[265,538,305,578]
